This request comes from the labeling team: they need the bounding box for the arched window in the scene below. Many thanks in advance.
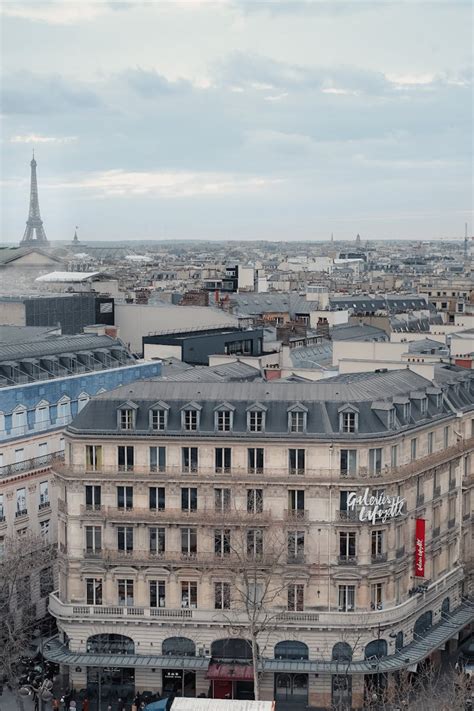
[87,634,134,655]
[364,639,387,660]
[441,597,450,615]
[395,631,404,652]
[211,638,253,660]
[275,641,309,661]
[414,611,432,637]
[332,642,353,662]
[162,637,195,657]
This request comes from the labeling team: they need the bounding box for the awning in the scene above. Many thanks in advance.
[206,663,253,682]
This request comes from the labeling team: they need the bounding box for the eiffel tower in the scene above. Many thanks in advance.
[20,152,49,245]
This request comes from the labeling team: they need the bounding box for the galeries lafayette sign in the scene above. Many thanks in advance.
[347,488,405,524]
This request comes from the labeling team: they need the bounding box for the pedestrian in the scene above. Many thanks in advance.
[82,698,90,711]
[69,701,76,711]
[52,699,60,711]
[117,698,126,711]
[63,690,72,710]
[106,705,112,711]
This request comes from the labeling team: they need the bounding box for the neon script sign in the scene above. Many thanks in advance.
[347,488,405,524]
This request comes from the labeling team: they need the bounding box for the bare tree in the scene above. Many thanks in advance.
[0,533,55,710]
[214,506,290,701]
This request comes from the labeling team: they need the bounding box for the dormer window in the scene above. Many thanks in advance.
[217,411,231,431]
[387,408,395,429]
[401,402,411,421]
[181,402,202,432]
[121,409,134,430]
[149,401,170,431]
[420,398,428,416]
[435,393,442,408]
[117,401,138,431]
[247,404,267,433]
[338,405,359,434]
[287,403,308,433]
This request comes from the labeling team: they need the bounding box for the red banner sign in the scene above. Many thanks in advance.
[415,518,425,577]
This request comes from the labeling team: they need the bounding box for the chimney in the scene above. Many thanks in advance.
[316,317,330,340]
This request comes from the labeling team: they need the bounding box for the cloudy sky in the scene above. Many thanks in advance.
[1,0,472,242]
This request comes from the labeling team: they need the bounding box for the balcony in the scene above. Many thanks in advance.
[396,546,405,559]
[371,552,388,564]
[287,554,306,565]
[15,509,28,519]
[79,505,272,525]
[337,510,358,522]
[38,501,51,511]
[83,549,279,568]
[338,555,357,565]
[1,451,64,480]
[284,509,309,522]
[448,518,456,529]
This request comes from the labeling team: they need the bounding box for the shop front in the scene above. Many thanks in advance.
[207,662,254,699]
[162,669,196,697]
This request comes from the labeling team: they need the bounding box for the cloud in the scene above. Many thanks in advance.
[122,68,193,96]
[10,134,77,144]
[2,72,101,114]
[0,1,108,25]
[43,169,283,198]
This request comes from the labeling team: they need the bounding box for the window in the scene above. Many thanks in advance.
[340,449,357,475]
[391,445,398,468]
[247,583,264,607]
[181,527,197,556]
[215,448,231,473]
[182,447,198,472]
[77,393,89,413]
[181,487,198,512]
[14,448,24,466]
[39,520,50,539]
[216,410,232,432]
[341,411,356,433]
[35,403,50,431]
[181,581,197,608]
[118,579,134,606]
[410,438,417,461]
[214,582,231,609]
[118,446,134,471]
[86,445,102,470]
[371,582,384,610]
[214,529,231,557]
[247,489,263,514]
[57,397,71,425]
[12,407,27,435]
[387,408,395,429]
[117,526,133,552]
[17,575,31,606]
[214,488,231,512]
[86,578,102,605]
[150,409,167,431]
[443,426,449,449]
[183,409,199,431]
[368,448,382,475]
[117,486,133,510]
[289,411,306,433]
[85,485,101,510]
[338,585,355,612]
[16,488,27,516]
[39,481,49,508]
[39,567,54,598]
[85,526,102,552]
[371,530,384,559]
[38,442,48,462]
[0,494,4,521]
[420,398,428,416]
[149,487,165,511]
[428,432,434,455]
[149,527,165,554]
[288,584,304,611]
[248,410,265,432]
[289,449,305,475]
[339,532,356,560]
[402,402,411,420]
[150,580,166,608]
[248,448,264,474]
[247,529,263,558]
[119,408,134,431]
[288,489,304,516]
[287,531,305,562]
[150,446,166,472]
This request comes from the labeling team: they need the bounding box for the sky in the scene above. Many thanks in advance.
[0,0,472,243]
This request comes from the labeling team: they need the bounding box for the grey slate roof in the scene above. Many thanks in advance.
[289,341,333,368]
[0,325,60,345]
[0,334,131,363]
[331,323,388,342]
[159,359,262,383]
[68,368,473,437]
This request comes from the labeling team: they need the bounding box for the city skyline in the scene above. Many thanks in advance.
[1,0,472,242]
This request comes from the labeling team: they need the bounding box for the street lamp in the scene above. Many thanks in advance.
[19,678,54,711]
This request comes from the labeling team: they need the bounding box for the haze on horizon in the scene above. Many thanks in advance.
[0,0,472,244]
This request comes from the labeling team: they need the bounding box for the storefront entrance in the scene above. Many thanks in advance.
[275,673,308,707]
[162,669,196,697]
[86,667,135,705]
[331,675,352,710]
